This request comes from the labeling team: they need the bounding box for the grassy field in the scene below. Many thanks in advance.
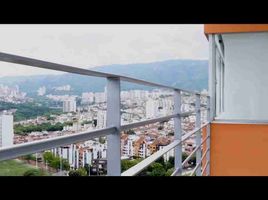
[0,159,38,176]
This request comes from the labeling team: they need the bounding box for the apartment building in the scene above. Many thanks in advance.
[0,111,14,148]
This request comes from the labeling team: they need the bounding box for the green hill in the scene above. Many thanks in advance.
[0,59,208,96]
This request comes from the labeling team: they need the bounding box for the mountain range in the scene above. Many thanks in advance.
[0,59,208,96]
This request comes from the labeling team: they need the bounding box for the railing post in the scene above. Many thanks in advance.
[195,94,201,176]
[106,77,121,176]
[206,96,211,176]
[209,34,216,120]
[173,89,182,175]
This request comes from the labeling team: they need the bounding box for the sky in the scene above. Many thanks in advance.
[0,24,208,77]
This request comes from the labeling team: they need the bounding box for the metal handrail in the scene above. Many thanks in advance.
[0,111,208,162]
[120,114,178,131]
[190,147,210,176]
[181,122,210,143]
[121,121,211,176]
[171,135,209,176]
[181,135,209,168]
[121,140,181,176]
[0,52,207,96]
[201,161,210,176]
[0,51,211,176]
[0,127,116,162]
[120,111,199,131]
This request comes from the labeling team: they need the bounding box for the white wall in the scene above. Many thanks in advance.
[219,32,268,120]
[0,115,14,147]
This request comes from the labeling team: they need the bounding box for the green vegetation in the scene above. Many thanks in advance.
[84,164,90,175]
[0,101,62,122]
[121,158,143,172]
[21,154,36,161]
[167,131,174,136]
[121,153,196,176]
[23,169,48,176]
[165,168,174,176]
[143,157,172,176]
[68,168,87,176]
[64,121,73,126]
[14,122,64,135]
[147,162,166,176]
[99,137,106,144]
[43,152,70,170]
[81,120,91,125]
[0,159,36,176]
[14,121,74,135]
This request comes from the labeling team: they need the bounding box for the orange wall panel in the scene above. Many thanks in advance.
[210,123,268,176]
[201,127,207,176]
[204,24,268,34]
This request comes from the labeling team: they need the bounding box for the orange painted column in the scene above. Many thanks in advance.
[201,127,207,176]
[210,123,268,176]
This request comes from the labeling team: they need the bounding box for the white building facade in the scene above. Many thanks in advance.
[0,112,14,148]
[63,98,77,113]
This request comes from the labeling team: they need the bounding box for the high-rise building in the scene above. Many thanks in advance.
[72,121,81,132]
[81,92,94,104]
[0,111,14,148]
[94,92,106,104]
[97,110,106,128]
[63,98,77,113]
[145,98,159,119]
[159,98,173,116]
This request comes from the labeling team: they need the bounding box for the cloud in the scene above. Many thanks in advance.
[0,24,208,77]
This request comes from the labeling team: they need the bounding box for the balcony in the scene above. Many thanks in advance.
[0,52,211,176]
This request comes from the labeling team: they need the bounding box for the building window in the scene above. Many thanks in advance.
[215,34,225,117]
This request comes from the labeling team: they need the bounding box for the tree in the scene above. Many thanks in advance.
[0,101,62,122]
[68,170,80,176]
[99,137,106,144]
[50,157,61,169]
[121,159,142,172]
[148,163,166,176]
[182,153,196,166]
[63,121,73,126]
[23,169,46,176]
[155,157,165,166]
[166,153,196,170]
[22,154,36,161]
[84,164,90,175]
[165,160,173,170]
[14,122,65,135]
[165,168,174,176]
[62,159,70,171]
[43,151,70,170]
[43,152,54,164]
[68,168,87,176]
[168,156,174,165]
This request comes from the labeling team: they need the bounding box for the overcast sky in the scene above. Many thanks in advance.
[0,24,208,77]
